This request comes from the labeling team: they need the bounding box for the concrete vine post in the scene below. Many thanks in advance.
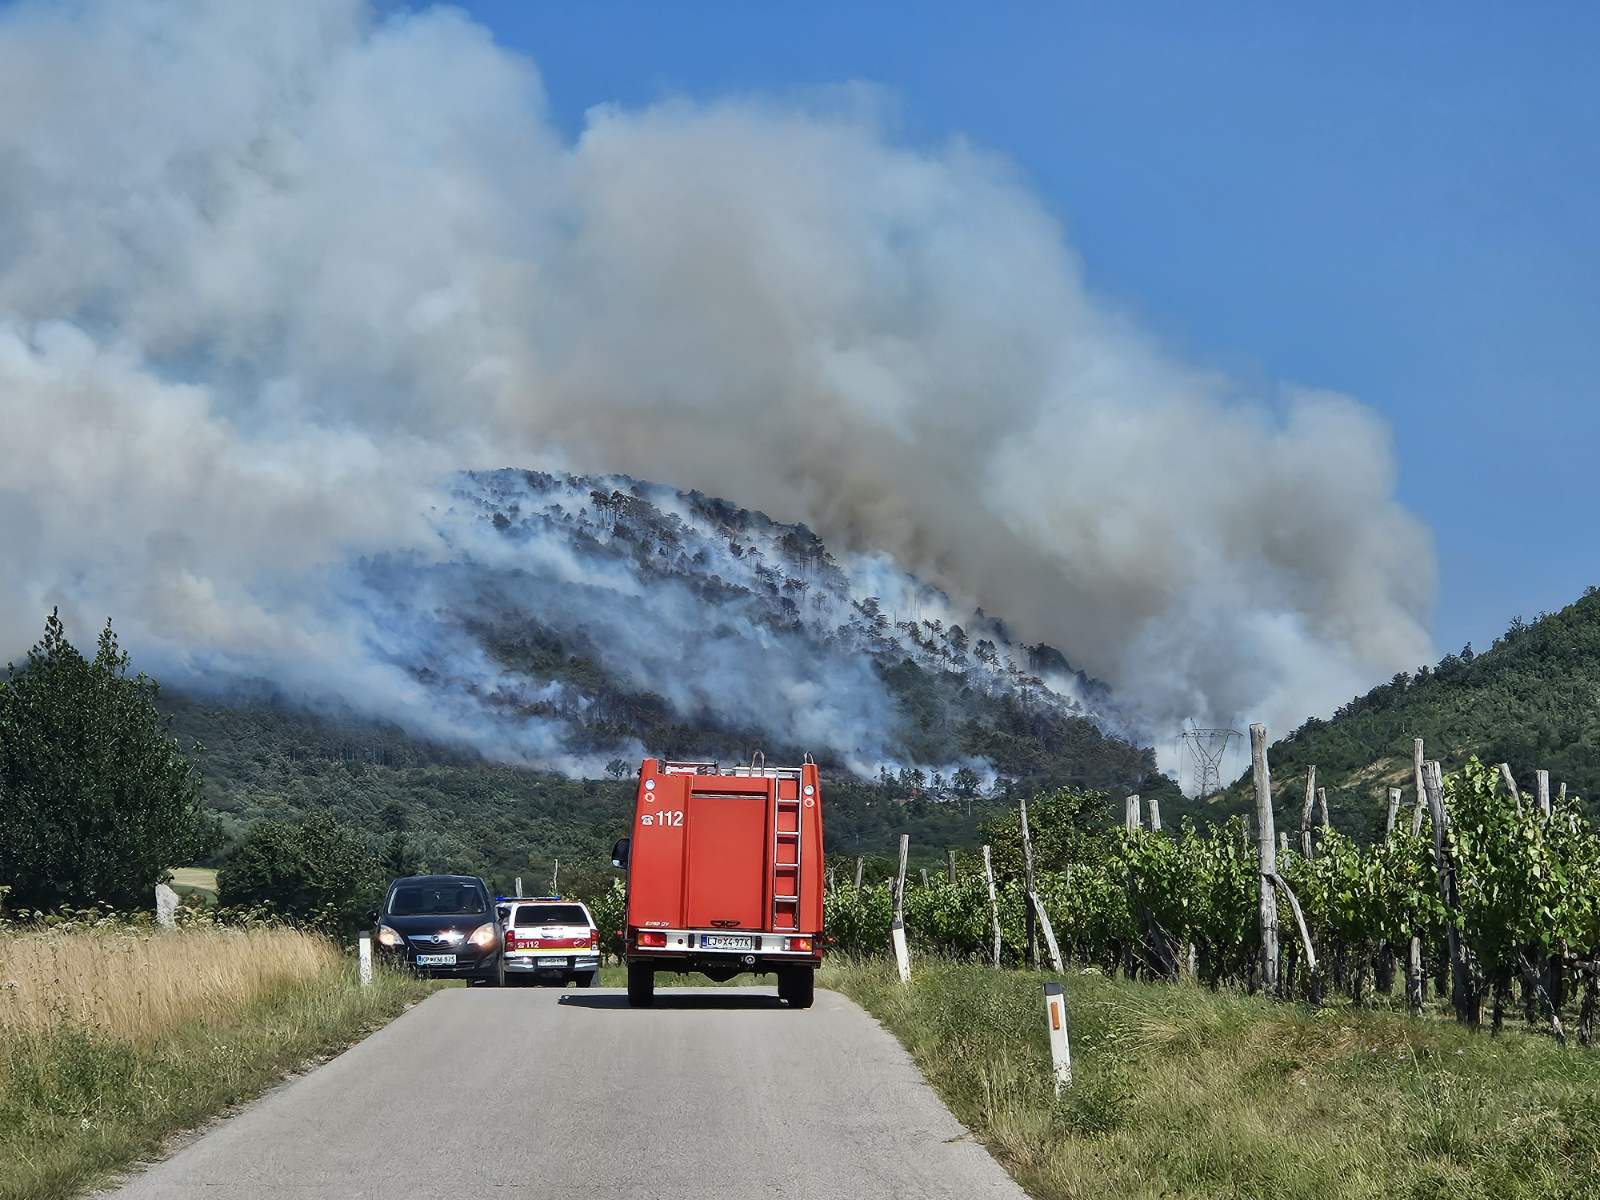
[1250,723,1280,998]
[1125,795,1141,832]
[982,844,1002,968]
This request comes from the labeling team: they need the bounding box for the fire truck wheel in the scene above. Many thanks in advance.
[627,962,655,1007]
[777,967,814,1009]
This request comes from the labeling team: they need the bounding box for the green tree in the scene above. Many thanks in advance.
[219,810,382,934]
[0,610,208,911]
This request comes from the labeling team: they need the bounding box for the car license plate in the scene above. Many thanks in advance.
[701,934,755,951]
[415,953,456,966]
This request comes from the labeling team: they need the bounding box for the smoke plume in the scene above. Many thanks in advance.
[0,0,1435,763]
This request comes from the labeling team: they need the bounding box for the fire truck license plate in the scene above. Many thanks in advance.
[701,934,755,951]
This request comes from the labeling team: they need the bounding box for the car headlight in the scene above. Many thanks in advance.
[467,922,497,949]
[376,924,405,949]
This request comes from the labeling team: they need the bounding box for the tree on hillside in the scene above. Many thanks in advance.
[0,610,210,911]
[981,785,1115,880]
[219,810,382,934]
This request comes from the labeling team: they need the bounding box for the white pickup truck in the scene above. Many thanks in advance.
[496,897,601,987]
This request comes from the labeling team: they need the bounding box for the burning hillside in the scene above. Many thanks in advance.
[325,467,1139,781]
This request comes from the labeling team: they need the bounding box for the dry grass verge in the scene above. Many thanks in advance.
[1,925,338,1042]
[0,925,430,1200]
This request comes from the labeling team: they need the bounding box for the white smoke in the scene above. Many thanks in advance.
[0,0,1435,762]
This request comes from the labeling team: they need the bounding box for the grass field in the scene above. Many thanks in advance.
[165,866,218,906]
[0,924,430,1200]
[826,959,1600,1200]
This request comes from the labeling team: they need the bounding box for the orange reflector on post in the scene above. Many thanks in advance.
[1050,1002,1062,1031]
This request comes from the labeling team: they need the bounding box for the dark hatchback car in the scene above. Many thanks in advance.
[372,874,504,986]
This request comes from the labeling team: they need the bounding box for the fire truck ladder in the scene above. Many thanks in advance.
[729,751,806,931]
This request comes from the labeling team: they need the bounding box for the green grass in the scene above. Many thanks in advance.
[0,965,431,1200]
[823,959,1600,1200]
[165,866,218,906]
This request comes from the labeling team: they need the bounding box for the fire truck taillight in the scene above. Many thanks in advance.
[636,930,668,948]
[785,936,814,953]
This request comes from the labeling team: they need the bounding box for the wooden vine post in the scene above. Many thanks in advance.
[1020,793,1039,969]
[1250,723,1281,997]
[853,856,865,893]
[1148,796,1162,832]
[1410,738,1428,837]
[982,844,1002,968]
[1406,738,1427,1012]
[1017,794,1065,972]
[1125,794,1141,832]
[946,848,958,884]
[1300,765,1317,859]
[1378,786,1403,995]
[1499,763,1523,817]
[1423,760,1475,1024]
[891,834,911,984]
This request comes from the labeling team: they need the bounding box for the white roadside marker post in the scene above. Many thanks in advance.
[358,931,373,988]
[1043,981,1072,1094]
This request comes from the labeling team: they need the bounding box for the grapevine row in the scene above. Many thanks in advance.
[823,756,1600,1043]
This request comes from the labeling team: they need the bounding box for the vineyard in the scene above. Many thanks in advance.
[820,745,1600,1044]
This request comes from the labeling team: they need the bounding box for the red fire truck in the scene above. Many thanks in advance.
[612,755,824,1008]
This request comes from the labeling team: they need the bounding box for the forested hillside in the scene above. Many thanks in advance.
[137,466,1192,883]
[163,689,1179,890]
[1218,587,1600,835]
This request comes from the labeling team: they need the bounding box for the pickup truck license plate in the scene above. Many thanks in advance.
[701,934,755,951]
[415,953,456,966]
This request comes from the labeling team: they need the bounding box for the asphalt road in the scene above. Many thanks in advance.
[103,986,1026,1199]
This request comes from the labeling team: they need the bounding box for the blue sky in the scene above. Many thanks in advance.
[460,1,1597,666]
